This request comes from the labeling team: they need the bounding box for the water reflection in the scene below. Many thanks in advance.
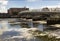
[0,19,44,41]
[0,18,60,41]
[0,18,49,41]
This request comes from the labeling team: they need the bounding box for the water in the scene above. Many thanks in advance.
[0,18,59,41]
[0,18,43,41]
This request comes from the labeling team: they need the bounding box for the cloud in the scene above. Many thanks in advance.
[40,4,60,8]
[26,6,40,10]
[0,0,9,13]
[26,0,39,2]
[40,2,60,8]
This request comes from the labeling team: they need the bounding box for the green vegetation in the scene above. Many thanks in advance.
[36,35,60,41]
[33,23,39,27]
[29,30,60,41]
[20,23,31,28]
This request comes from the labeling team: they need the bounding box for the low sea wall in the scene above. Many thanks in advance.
[47,18,60,25]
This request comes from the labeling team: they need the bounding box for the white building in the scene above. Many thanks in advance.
[41,7,60,12]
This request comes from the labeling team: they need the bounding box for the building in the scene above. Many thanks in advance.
[52,8,60,12]
[41,7,50,12]
[8,7,29,15]
[41,7,60,12]
[0,13,11,18]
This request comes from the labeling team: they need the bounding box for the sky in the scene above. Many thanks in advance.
[0,0,60,13]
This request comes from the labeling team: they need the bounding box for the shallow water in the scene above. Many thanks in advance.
[0,18,43,41]
[0,18,59,41]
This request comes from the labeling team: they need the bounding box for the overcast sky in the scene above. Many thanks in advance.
[0,0,60,13]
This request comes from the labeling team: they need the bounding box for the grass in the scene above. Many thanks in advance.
[29,30,60,41]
